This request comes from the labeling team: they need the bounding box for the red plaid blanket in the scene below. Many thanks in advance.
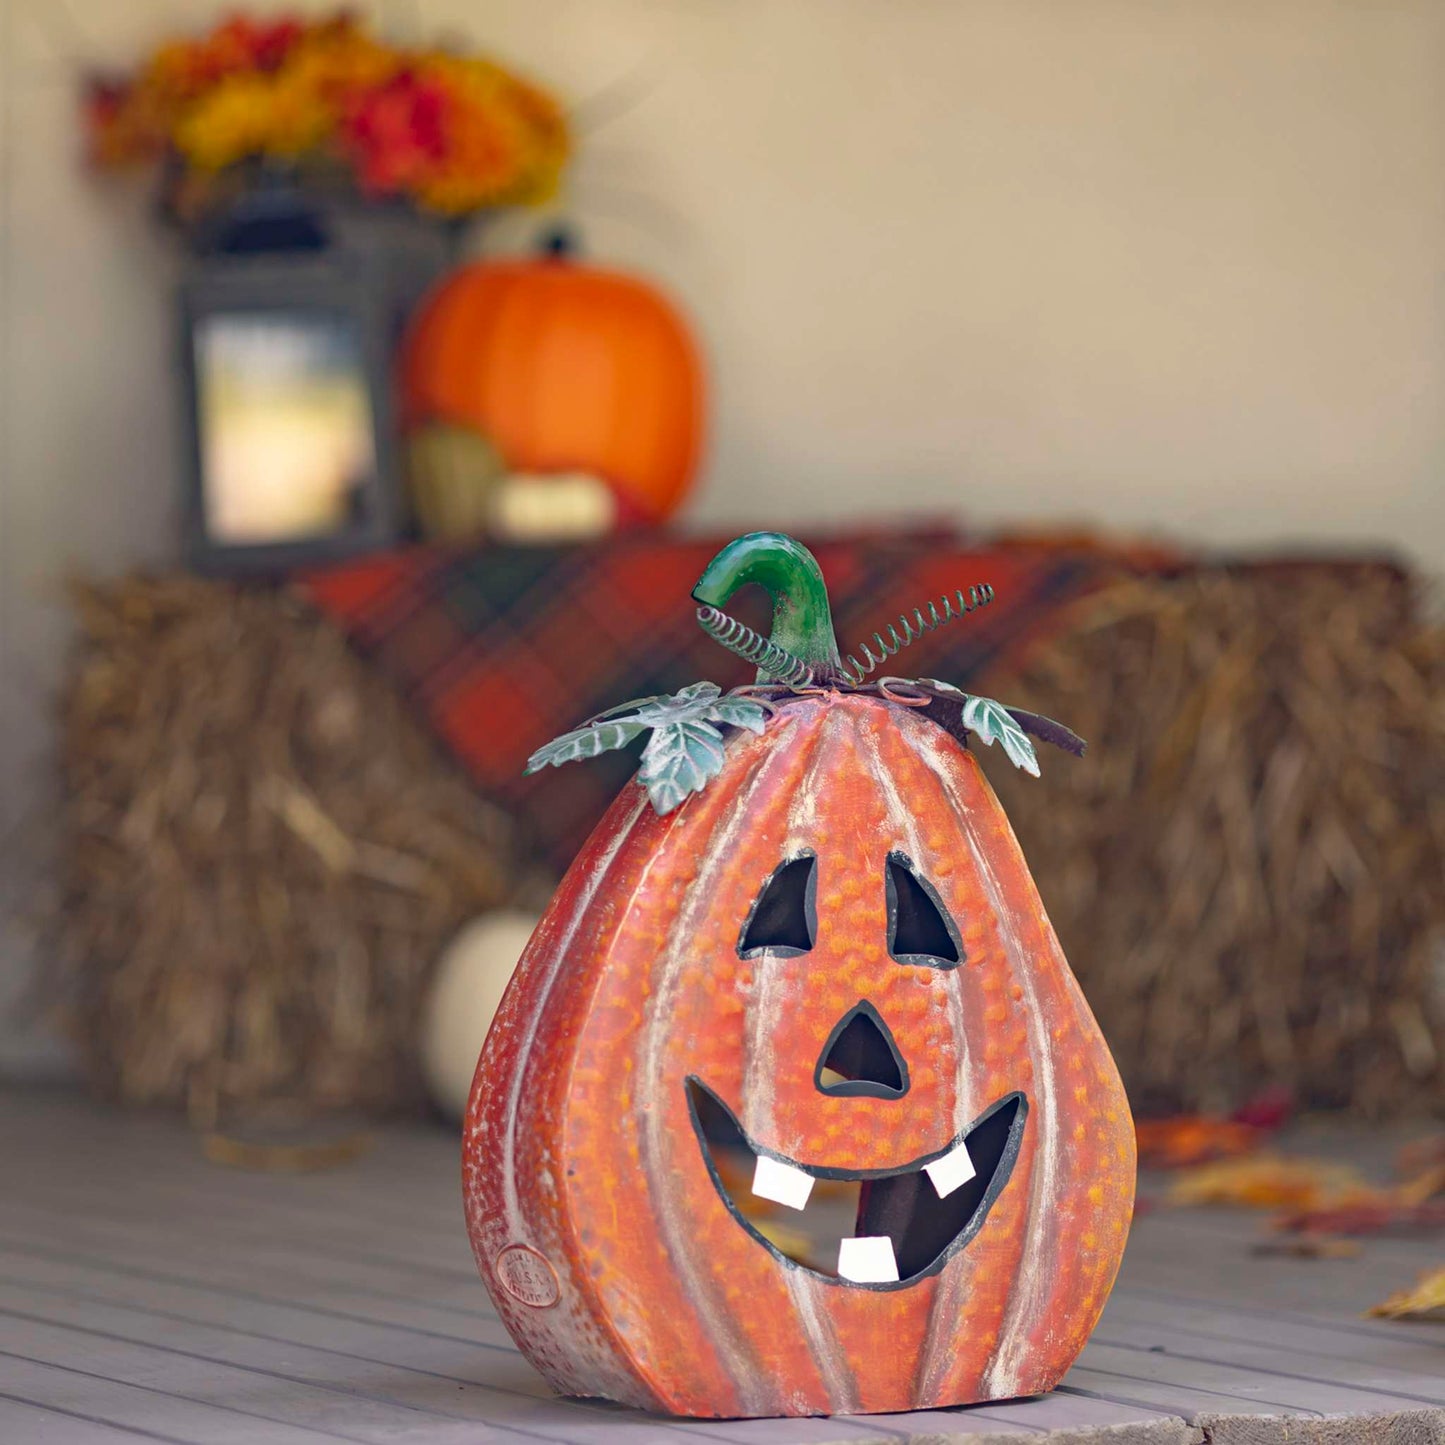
[302,531,1119,875]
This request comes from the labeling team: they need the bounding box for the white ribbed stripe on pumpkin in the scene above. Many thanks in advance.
[494,790,648,1241]
[887,714,990,1402]
[743,706,831,1145]
[638,727,809,1415]
[854,717,976,1132]
[902,721,1063,1399]
[471,788,650,1406]
[784,1266,856,1414]
[752,707,858,1412]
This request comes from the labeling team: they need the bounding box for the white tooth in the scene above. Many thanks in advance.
[751,1155,816,1211]
[837,1236,900,1283]
[924,1139,977,1199]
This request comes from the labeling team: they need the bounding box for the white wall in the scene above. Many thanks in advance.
[3,0,1444,1071]
[468,0,1445,564]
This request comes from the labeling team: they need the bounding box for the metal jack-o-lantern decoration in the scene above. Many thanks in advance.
[463,533,1135,1419]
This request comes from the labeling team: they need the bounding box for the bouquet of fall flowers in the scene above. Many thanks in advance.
[83,12,569,222]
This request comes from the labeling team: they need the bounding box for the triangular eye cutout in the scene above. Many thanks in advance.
[738,854,817,957]
[886,852,963,968]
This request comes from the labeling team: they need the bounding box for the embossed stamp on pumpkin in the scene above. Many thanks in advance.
[494,1244,560,1309]
[464,533,1134,1419]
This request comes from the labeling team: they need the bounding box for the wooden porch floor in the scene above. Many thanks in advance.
[1,1089,1441,1444]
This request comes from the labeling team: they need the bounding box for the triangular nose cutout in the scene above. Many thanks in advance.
[814,1001,910,1098]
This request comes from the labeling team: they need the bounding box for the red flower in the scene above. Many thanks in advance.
[214,14,302,69]
[250,17,305,72]
[341,68,449,196]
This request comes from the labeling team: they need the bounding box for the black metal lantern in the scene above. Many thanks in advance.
[178,184,455,573]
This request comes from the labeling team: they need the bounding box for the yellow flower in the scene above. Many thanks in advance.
[258,69,334,159]
[174,74,275,171]
[173,65,342,172]
[285,23,397,103]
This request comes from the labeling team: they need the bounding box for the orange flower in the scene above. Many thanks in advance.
[82,77,157,167]
[402,53,568,214]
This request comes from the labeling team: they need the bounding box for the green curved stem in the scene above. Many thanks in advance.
[692,532,842,681]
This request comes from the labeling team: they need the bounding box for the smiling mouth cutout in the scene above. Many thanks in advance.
[686,1080,1027,1287]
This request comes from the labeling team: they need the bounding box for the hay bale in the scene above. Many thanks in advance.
[977,562,1445,1119]
[56,575,517,1118]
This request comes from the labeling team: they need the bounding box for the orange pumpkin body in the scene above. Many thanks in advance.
[463,693,1134,1417]
[402,257,704,523]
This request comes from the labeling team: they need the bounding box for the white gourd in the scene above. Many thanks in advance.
[421,910,540,1120]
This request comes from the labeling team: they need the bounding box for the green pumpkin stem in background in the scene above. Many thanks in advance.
[692,532,844,683]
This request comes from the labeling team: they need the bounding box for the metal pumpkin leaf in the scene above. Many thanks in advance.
[960,695,1041,778]
[917,679,1085,760]
[639,719,728,815]
[582,693,674,726]
[526,681,774,809]
[675,680,725,704]
[706,696,770,734]
[634,681,723,725]
[525,718,647,774]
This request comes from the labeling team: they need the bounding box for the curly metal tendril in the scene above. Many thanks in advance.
[695,606,816,687]
[840,585,995,684]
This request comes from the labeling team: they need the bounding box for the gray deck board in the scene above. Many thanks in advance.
[1103,1292,1445,1371]
[1075,1339,1428,1418]
[0,1393,170,1445]
[0,1351,371,1445]
[1091,1320,1445,1406]
[1,1089,1442,1443]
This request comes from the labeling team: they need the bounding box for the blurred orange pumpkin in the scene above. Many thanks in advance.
[401,233,705,525]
